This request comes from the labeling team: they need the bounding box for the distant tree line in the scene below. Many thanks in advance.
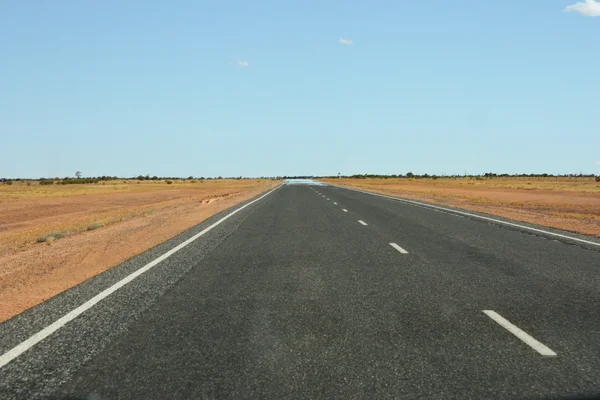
[0,175,278,185]
[2,173,599,185]
[314,173,599,180]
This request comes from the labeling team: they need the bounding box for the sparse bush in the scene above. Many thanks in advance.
[27,182,32,186]
[39,179,54,185]
[86,223,102,231]
[59,178,99,185]
[6,180,12,185]
[596,176,600,182]
[37,232,67,243]
[166,180,173,185]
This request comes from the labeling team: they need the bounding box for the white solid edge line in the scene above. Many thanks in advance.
[333,185,600,247]
[342,209,348,212]
[358,220,368,226]
[483,310,557,357]
[0,186,281,370]
[389,242,409,254]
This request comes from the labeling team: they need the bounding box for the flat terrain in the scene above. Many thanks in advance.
[0,179,277,321]
[1,182,599,399]
[322,177,600,237]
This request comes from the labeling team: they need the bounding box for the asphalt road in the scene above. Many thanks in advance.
[1,182,599,399]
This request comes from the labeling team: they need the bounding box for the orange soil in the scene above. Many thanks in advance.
[0,181,278,322]
[322,178,600,237]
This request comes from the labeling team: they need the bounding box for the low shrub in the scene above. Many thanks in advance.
[86,223,102,231]
[37,232,67,243]
[60,178,100,185]
[596,176,600,182]
[166,180,173,185]
[39,179,54,185]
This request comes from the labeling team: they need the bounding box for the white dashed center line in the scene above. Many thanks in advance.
[333,202,337,205]
[483,310,557,357]
[358,220,367,226]
[389,243,409,254]
[342,209,348,212]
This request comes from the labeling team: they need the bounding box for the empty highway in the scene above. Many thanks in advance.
[1,181,599,399]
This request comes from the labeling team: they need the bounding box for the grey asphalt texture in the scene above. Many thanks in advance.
[1,183,599,399]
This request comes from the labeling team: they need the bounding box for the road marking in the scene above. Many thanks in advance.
[358,220,368,226]
[483,310,557,357]
[389,243,409,254]
[333,202,338,205]
[342,209,348,212]
[0,186,281,370]
[333,186,600,248]
[326,198,330,201]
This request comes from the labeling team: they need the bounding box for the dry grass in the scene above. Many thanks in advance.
[321,177,600,237]
[0,179,262,199]
[0,179,274,256]
[322,177,600,193]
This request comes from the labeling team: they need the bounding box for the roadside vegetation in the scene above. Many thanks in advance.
[322,175,600,237]
[0,178,276,254]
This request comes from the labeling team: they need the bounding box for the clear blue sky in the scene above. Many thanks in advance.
[1,1,599,178]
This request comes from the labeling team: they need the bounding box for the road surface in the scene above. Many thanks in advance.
[1,182,599,399]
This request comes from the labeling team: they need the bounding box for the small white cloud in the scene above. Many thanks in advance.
[338,37,353,45]
[237,60,250,67]
[565,0,600,16]
[596,161,600,164]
